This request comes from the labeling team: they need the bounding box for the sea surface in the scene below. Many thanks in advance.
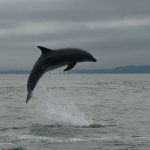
[0,74,150,150]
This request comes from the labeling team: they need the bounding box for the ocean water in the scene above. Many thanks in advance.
[0,74,150,150]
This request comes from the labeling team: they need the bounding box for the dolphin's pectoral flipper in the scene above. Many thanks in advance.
[37,46,54,54]
[64,62,76,71]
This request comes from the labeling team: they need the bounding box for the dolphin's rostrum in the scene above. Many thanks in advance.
[26,46,97,103]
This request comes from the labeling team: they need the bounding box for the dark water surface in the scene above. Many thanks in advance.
[0,74,150,150]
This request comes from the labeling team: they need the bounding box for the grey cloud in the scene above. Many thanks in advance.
[1,22,149,51]
[1,0,150,22]
[0,0,150,69]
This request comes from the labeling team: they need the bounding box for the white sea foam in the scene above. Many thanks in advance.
[31,73,92,126]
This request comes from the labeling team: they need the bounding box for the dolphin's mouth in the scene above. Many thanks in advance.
[91,57,97,62]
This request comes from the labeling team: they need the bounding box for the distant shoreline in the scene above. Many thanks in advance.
[0,65,150,74]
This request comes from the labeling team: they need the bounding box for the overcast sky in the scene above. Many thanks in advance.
[0,0,150,70]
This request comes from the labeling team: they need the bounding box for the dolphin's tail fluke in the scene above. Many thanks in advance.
[26,92,32,103]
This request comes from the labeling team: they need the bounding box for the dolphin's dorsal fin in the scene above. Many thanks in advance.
[37,46,53,54]
[64,62,76,71]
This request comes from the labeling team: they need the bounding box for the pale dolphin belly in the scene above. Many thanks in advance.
[45,63,68,72]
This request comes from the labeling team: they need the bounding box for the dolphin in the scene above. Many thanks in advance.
[26,46,97,103]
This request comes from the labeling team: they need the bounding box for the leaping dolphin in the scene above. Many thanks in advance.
[26,46,97,103]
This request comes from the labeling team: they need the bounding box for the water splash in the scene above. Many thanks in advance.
[30,72,92,126]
